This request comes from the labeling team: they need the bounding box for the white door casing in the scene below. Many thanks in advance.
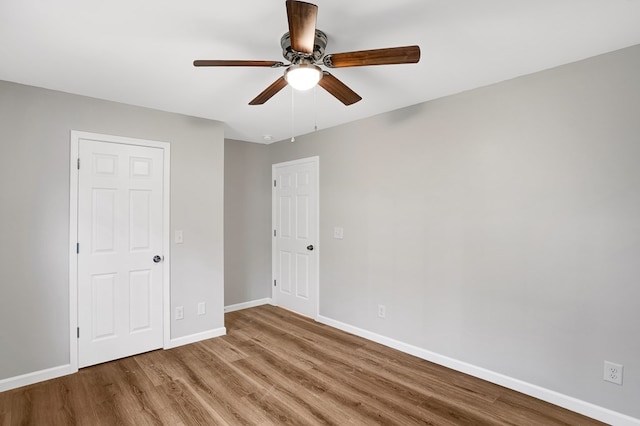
[69,131,170,370]
[272,157,319,318]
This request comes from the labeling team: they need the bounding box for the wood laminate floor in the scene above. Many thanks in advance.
[0,305,605,425]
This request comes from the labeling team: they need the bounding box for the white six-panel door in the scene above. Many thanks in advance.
[77,139,164,368]
[273,157,319,318]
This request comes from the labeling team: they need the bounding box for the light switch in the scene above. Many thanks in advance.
[175,230,184,244]
[333,227,344,239]
[197,302,206,316]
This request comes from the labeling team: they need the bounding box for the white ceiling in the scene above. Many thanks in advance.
[1,0,640,143]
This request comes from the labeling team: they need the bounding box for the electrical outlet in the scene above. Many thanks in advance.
[604,361,623,385]
[197,302,206,316]
[378,304,386,318]
[175,306,184,320]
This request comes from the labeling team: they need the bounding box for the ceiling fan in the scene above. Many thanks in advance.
[194,0,421,106]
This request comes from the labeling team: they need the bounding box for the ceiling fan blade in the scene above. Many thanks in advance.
[323,45,421,68]
[318,72,362,106]
[286,0,318,54]
[194,60,285,67]
[249,77,289,105]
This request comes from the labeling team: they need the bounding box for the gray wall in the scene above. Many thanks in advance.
[0,81,225,380]
[263,45,640,418]
[224,139,272,306]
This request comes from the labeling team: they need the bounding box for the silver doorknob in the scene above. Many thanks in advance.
[153,255,163,263]
[307,245,314,251]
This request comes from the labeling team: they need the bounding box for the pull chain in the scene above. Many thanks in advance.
[291,87,295,142]
[314,85,318,132]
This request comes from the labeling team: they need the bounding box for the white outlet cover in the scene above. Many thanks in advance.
[175,306,184,320]
[604,361,623,385]
[197,302,206,315]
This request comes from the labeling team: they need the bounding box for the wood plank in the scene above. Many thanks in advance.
[0,305,606,425]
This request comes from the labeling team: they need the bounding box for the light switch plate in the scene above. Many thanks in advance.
[333,227,344,239]
[175,230,184,244]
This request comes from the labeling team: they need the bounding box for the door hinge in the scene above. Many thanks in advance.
[274,179,276,187]
[77,158,80,170]
[76,243,80,254]
[274,229,277,237]
[77,327,80,338]
[274,279,277,287]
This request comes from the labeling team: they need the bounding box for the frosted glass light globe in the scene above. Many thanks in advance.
[285,64,323,91]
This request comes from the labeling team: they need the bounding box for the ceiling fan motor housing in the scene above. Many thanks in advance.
[281,29,328,64]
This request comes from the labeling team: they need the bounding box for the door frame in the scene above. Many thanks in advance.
[69,130,171,372]
[271,156,320,319]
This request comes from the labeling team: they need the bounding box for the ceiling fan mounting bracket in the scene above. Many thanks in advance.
[281,29,328,64]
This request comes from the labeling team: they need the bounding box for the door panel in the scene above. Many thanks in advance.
[91,273,116,340]
[279,251,293,294]
[295,253,309,298]
[78,139,164,368]
[296,195,309,238]
[130,189,152,251]
[129,270,152,332]
[92,189,116,252]
[273,158,318,318]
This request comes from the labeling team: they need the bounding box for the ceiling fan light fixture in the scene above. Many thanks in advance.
[284,64,322,91]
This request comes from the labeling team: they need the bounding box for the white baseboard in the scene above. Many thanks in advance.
[1,327,228,393]
[224,298,273,313]
[0,364,75,393]
[316,315,640,426]
[165,326,227,349]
